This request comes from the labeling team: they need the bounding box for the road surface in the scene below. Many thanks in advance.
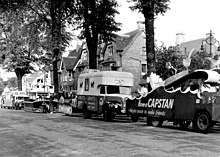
[0,108,220,157]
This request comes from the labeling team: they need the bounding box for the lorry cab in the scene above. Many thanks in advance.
[127,69,220,133]
[75,71,133,121]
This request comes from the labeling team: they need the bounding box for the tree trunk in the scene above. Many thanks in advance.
[87,40,98,69]
[142,2,155,91]
[144,14,155,75]
[50,0,62,98]
[83,0,98,69]
[15,68,25,91]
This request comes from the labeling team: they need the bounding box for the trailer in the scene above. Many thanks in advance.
[127,69,220,133]
[2,91,29,109]
[59,71,134,121]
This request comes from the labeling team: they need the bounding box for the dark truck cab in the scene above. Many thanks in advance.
[127,69,220,133]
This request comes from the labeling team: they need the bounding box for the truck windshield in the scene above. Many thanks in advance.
[17,96,29,100]
[106,85,130,95]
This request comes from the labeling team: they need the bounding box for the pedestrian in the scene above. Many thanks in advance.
[163,62,177,80]
[59,95,64,105]
[138,83,148,97]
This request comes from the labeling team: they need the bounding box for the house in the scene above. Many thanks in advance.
[58,43,86,96]
[59,51,79,95]
[178,31,220,56]
[99,21,146,91]
[22,72,54,99]
[58,21,147,92]
[178,31,220,68]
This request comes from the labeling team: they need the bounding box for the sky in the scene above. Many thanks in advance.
[116,0,220,47]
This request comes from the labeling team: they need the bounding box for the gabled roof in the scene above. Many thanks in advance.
[68,49,78,57]
[101,56,116,65]
[63,57,78,70]
[114,29,142,51]
[26,72,44,83]
[179,38,218,55]
[179,38,204,54]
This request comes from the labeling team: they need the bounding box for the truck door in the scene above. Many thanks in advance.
[174,92,197,120]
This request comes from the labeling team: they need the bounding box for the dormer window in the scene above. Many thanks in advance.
[142,64,147,73]
[82,50,87,61]
[108,45,113,56]
[141,46,146,55]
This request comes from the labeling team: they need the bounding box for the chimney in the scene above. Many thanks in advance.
[176,32,185,45]
[136,20,145,30]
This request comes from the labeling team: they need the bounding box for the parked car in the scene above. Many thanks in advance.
[23,99,58,113]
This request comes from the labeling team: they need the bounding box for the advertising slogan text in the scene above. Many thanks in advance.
[138,98,174,109]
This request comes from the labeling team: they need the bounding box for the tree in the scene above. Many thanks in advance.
[0,77,5,95]
[129,0,170,77]
[25,0,77,98]
[0,1,43,91]
[0,0,76,95]
[155,46,185,80]
[188,51,211,72]
[75,0,121,69]
[5,77,18,90]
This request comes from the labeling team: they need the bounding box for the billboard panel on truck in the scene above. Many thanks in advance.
[127,69,220,133]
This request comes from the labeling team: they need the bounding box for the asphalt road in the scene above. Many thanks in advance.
[0,108,220,157]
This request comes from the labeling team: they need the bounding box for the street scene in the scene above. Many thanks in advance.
[1,0,220,157]
[0,108,220,157]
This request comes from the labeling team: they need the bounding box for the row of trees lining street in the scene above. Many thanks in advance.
[0,0,212,97]
[0,0,172,97]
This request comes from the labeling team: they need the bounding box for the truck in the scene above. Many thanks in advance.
[126,69,220,133]
[59,71,134,121]
[2,91,29,110]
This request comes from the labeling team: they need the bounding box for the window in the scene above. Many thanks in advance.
[68,72,72,77]
[83,50,88,61]
[85,78,89,91]
[142,64,147,73]
[141,46,146,55]
[107,85,120,94]
[108,45,113,56]
[100,86,105,94]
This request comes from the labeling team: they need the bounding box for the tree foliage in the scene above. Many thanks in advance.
[156,46,212,80]
[129,0,170,76]
[75,0,121,69]
[188,51,211,72]
[0,77,5,95]
[0,0,76,93]
[155,46,185,80]
[0,3,44,90]
[4,77,18,90]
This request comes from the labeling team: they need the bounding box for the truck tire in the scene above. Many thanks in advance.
[193,112,213,133]
[131,113,139,122]
[83,110,92,119]
[147,117,163,127]
[178,120,191,129]
[103,110,112,122]
[146,117,152,126]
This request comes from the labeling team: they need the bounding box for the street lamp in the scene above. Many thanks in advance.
[200,30,220,56]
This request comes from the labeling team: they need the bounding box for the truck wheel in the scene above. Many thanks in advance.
[146,118,152,126]
[131,113,139,122]
[193,112,212,133]
[178,120,191,129]
[103,110,112,122]
[151,118,163,127]
[83,110,92,119]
